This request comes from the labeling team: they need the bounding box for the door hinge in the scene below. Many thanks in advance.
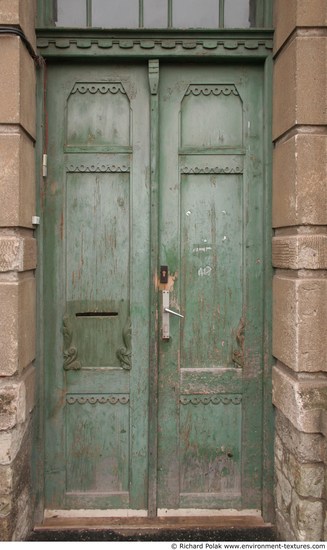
[42,153,48,177]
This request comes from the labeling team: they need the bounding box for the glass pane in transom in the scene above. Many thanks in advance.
[173,0,219,28]
[56,0,87,27]
[92,0,139,28]
[52,0,260,29]
[224,0,254,28]
[143,0,168,28]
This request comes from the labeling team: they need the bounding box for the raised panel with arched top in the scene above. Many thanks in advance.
[66,82,130,148]
[181,84,243,149]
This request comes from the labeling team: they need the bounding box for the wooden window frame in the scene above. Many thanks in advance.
[37,0,273,29]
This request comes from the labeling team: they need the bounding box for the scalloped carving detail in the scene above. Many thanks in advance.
[71,82,126,95]
[181,166,243,174]
[180,395,242,405]
[185,84,239,97]
[67,164,130,173]
[37,38,273,55]
[66,395,130,405]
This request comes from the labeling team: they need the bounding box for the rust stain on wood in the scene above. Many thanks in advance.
[154,271,178,292]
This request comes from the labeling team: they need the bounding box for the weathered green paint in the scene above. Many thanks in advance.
[36,29,273,60]
[157,64,265,510]
[148,59,160,518]
[43,59,271,515]
[44,63,151,509]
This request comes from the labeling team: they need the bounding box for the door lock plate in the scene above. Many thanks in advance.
[160,265,168,284]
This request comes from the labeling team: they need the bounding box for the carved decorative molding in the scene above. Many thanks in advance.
[116,317,132,370]
[63,315,81,371]
[185,84,239,97]
[180,395,242,405]
[71,82,126,95]
[37,36,273,58]
[66,395,129,405]
[181,166,243,174]
[66,164,130,173]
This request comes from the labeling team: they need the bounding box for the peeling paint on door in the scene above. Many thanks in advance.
[44,61,266,514]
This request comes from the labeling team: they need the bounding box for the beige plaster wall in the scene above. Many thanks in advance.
[273,0,327,541]
[0,0,37,540]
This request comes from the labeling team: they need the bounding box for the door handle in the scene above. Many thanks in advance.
[164,307,184,319]
[162,290,184,340]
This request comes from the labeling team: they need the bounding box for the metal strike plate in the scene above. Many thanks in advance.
[162,290,184,340]
[162,290,170,340]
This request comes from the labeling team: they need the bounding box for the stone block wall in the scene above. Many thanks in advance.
[0,0,37,540]
[272,0,327,541]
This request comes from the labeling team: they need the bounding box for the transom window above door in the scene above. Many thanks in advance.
[53,0,258,29]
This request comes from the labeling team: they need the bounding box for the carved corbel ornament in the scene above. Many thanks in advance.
[116,317,132,370]
[148,59,159,95]
[232,315,245,368]
[63,314,81,371]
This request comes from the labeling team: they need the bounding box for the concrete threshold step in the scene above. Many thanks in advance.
[36,515,270,531]
[30,516,276,541]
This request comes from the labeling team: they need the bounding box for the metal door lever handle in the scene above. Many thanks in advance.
[164,307,184,319]
[162,290,183,340]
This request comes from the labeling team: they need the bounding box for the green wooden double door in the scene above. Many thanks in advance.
[44,61,266,513]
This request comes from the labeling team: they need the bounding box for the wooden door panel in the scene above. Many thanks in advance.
[65,395,130,493]
[180,172,243,368]
[66,82,131,149]
[65,169,130,368]
[180,84,243,148]
[158,64,264,511]
[179,396,242,498]
[44,64,150,510]
[44,61,266,514]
